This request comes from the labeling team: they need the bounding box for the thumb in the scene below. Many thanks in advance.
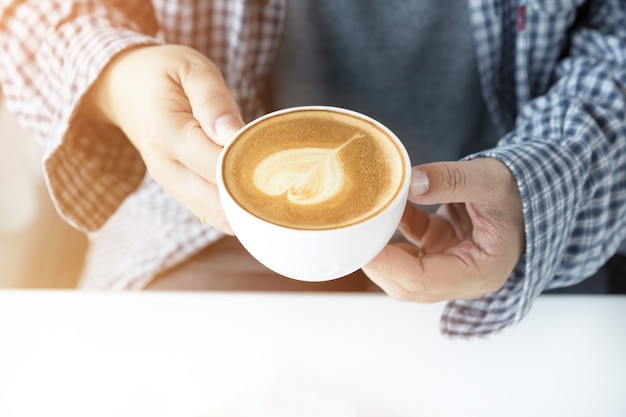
[409,158,509,205]
[179,53,244,146]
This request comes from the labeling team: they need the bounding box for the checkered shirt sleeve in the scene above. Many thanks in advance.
[443,0,626,338]
[70,0,285,291]
[0,0,282,232]
[0,1,162,232]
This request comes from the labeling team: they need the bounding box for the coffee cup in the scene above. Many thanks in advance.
[216,106,411,282]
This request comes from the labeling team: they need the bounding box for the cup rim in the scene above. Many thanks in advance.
[217,105,411,232]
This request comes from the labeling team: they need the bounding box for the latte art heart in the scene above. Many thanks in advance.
[222,109,405,230]
[253,134,362,205]
[252,134,363,205]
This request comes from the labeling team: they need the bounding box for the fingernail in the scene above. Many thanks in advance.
[214,114,242,145]
[410,169,429,197]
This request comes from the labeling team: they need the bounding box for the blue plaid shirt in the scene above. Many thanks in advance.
[232,0,626,337]
[1,0,625,338]
[443,0,626,337]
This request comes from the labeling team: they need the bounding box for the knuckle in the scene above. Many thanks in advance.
[204,85,233,102]
[173,119,207,161]
[442,164,467,195]
[180,118,204,142]
[179,53,218,79]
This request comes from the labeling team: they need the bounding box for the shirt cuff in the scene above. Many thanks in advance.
[440,139,580,338]
[43,25,162,232]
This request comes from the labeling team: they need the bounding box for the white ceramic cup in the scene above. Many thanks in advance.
[216,106,411,282]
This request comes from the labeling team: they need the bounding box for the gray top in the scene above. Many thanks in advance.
[266,0,499,165]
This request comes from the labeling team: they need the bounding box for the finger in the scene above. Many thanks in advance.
[433,203,473,243]
[393,242,424,257]
[170,116,223,184]
[369,265,489,303]
[409,158,506,205]
[397,202,429,246]
[362,249,464,303]
[368,270,486,303]
[397,204,464,255]
[177,50,244,145]
[363,243,500,296]
[147,154,233,234]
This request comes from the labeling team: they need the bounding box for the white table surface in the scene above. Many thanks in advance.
[0,290,624,417]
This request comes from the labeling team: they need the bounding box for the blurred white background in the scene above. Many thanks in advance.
[0,100,86,288]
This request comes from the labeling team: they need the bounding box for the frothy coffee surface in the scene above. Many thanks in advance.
[223,109,405,229]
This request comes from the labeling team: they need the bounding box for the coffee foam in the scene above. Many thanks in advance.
[252,133,365,206]
[223,109,405,230]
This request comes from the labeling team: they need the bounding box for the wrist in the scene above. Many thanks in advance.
[80,45,154,127]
